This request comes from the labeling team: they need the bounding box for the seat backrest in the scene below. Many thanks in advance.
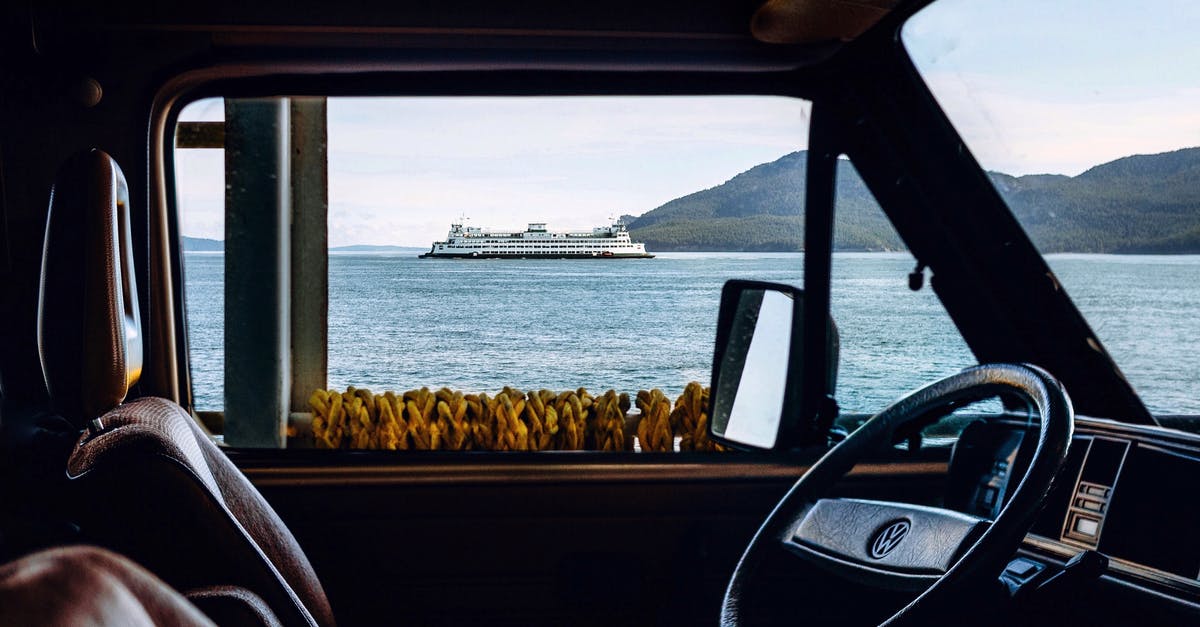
[39,150,335,627]
[67,398,333,627]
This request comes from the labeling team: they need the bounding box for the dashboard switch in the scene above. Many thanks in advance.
[1005,558,1042,579]
[1073,516,1100,537]
[1005,550,1109,610]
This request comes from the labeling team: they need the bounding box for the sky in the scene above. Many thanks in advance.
[175,0,1200,247]
[904,0,1200,176]
[175,97,812,247]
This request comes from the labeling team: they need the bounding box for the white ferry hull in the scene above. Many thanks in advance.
[419,250,654,259]
[419,220,654,259]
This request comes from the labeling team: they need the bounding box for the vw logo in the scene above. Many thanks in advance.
[869,520,911,559]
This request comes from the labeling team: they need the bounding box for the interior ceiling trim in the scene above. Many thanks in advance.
[85,23,752,40]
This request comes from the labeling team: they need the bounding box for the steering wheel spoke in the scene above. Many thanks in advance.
[784,498,988,591]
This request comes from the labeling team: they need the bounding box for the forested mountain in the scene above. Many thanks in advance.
[627,152,902,252]
[628,148,1200,253]
[182,236,223,251]
[993,148,1200,253]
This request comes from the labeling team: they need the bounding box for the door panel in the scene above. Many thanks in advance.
[234,452,949,626]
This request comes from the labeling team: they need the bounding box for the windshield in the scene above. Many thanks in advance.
[903,0,1200,417]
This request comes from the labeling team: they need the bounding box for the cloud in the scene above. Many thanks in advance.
[175,148,225,240]
[175,96,812,247]
[328,97,808,162]
[328,171,642,246]
[904,0,1200,175]
[323,97,812,246]
[919,71,1200,175]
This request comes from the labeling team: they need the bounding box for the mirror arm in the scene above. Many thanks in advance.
[798,102,840,447]
[820,394,841,446]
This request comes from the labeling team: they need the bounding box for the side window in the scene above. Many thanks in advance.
[174,100,225,415]
[175,95,814,451]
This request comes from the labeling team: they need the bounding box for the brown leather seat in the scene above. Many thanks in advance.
[39,150,335,627]
[0,544,282,627]
[0,545,218,626]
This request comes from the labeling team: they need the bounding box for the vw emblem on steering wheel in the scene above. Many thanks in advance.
[869,519,911,559]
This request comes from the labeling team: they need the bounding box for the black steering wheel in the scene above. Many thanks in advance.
[721,363,1073,626]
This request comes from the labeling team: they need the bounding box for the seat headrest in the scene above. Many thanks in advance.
[38,149,143,426]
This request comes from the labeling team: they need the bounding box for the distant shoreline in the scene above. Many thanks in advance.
[182,247,1200,256]
[182,233,1200,255]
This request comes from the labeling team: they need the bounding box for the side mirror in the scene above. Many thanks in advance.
[708,280,838,451]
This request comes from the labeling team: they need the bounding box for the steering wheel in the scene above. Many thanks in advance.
[721,363,1073,626]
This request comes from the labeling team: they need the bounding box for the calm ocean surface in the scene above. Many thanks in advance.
[183,253,1200,415]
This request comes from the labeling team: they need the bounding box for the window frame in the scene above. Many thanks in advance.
[156,61,833,453]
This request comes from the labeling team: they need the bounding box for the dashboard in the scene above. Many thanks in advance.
[948,416,1200,600]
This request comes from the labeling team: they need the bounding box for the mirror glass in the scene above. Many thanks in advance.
[711,288,797,449]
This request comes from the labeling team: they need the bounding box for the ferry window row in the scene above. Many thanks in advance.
[445,243,639,245]
[173,96,977,451]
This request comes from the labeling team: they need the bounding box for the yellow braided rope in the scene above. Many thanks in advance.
[308,383,725,452]
[672,382,722,452]
[589,390,629,452]
[635,389,674,452]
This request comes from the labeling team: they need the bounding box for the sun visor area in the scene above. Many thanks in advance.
[752,0,899,44]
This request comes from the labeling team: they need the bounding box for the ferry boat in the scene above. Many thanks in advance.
[418,220,654,259]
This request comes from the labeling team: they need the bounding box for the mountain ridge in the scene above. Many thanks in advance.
[181,236,223,251]
[183,147,1200,254]
[628,147,1200,253]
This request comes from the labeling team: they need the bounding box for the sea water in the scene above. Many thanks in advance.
[183,252,1200,415]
